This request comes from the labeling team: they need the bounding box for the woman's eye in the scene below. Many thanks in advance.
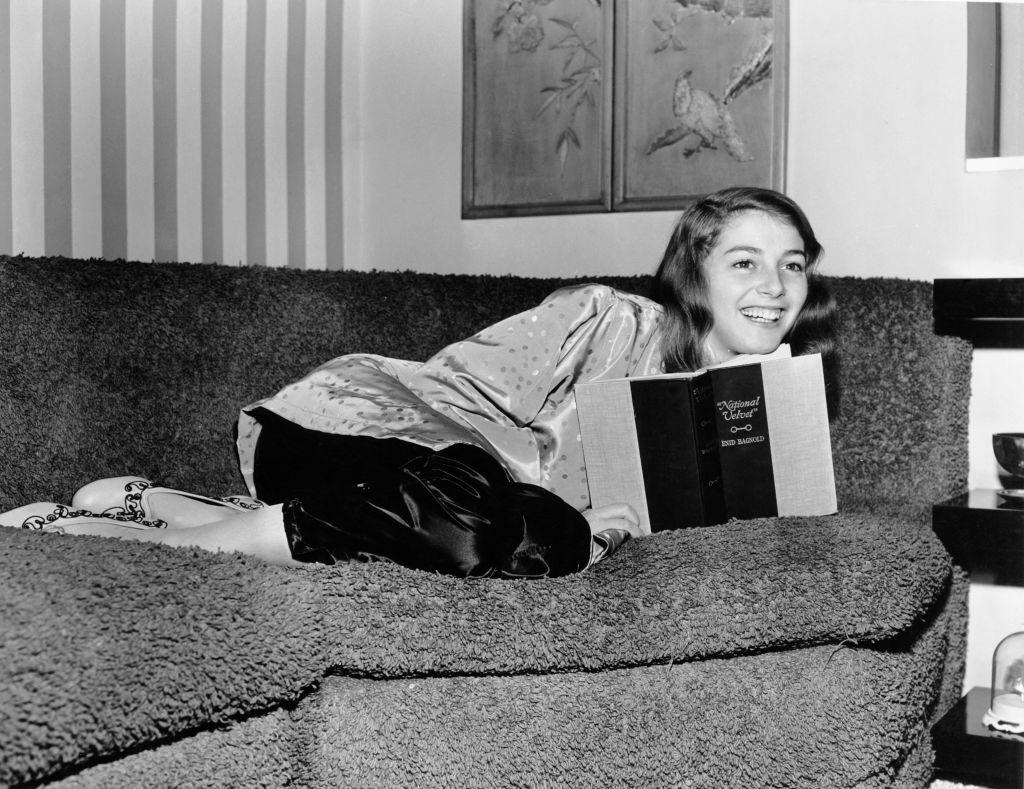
[731,259,754,269]
[783,261,806,273]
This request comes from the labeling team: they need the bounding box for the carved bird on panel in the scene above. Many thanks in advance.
[646,37,772,161]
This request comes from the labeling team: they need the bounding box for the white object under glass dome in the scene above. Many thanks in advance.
[983,629,1024,735]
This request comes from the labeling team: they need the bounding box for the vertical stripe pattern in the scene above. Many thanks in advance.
[0,0,343,268]
[42,0,70,257]
[152,0,177,263]
[100,0,126,260]
[176,0,202,264]
[286,0,305,270]
[125,0,155,262]
[264,0,288,269]
[0,1,10,255]
[70,0,102,258]
[221,0,247,267]
[10,0,45,256]
[245,0,266,267]
[201,0,222,265]
[324,0,342,271]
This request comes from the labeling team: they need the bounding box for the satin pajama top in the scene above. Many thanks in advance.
[236,284,667,511]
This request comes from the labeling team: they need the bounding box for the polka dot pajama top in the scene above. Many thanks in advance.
[236,284,667,513]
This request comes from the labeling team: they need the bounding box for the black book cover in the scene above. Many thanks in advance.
[709,363,778,519]
[630,375,725,530]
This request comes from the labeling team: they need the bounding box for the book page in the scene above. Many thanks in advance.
[761,354,837,515]
[575,380,653,535]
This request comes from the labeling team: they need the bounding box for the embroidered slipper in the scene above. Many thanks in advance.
[71,476,265,528]
[0,502,166,532]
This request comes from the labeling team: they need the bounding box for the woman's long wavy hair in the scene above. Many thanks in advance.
[651,186,841,415]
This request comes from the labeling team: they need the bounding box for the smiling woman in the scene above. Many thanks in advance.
[701,211,810,361]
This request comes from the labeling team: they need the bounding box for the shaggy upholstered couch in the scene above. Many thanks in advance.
[0,257,970,788]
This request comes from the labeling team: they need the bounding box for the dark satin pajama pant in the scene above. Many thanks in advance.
[248,408,592,578]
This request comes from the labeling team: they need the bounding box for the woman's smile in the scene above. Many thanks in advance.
[739,306,784,323]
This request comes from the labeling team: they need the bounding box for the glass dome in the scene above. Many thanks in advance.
[983,629,1024,735]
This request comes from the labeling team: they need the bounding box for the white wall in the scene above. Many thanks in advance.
[786,0,1024,491]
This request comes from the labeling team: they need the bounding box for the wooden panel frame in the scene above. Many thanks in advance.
[462,1,788,218]
[612,0,789,211]
[462,0,614,218]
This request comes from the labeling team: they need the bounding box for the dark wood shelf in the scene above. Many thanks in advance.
[934,278,1024,348]
[932,687,1024,789]
[933,489,1024,585]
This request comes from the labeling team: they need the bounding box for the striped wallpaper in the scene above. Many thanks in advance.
[0,0,343,269]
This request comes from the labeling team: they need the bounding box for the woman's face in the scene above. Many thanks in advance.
[701,210,809,363]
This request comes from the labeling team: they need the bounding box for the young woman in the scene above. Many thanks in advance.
[1,187,837,577]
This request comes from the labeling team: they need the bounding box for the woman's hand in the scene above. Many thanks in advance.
[581,502,643,539]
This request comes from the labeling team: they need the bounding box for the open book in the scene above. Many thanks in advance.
[575,350,836,534]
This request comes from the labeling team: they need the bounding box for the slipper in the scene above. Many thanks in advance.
[588,528,632,568]
[71,476,265,528]
[0,501,166,532]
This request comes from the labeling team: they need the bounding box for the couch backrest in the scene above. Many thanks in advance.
[0,258,970,511]
[826,276,971,510]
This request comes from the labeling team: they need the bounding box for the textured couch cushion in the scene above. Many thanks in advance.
[49,597,963,788]
[1,507,958,786]
[827,277,971,510]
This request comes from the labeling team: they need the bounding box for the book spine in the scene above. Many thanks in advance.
[710,364,778,520]
[690,374,726,525]
[630,376,725,530]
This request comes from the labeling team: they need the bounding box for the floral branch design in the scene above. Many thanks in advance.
[534,18,602,173]
[493,1,602,175]
[652,0,772,55]
[652,4,690,54]
[647,0,773,163]
[492,0,556,54]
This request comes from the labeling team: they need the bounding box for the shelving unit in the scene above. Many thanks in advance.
[933,278,1024,348]
[933,489,1024,586]
[932,687,1024,789]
